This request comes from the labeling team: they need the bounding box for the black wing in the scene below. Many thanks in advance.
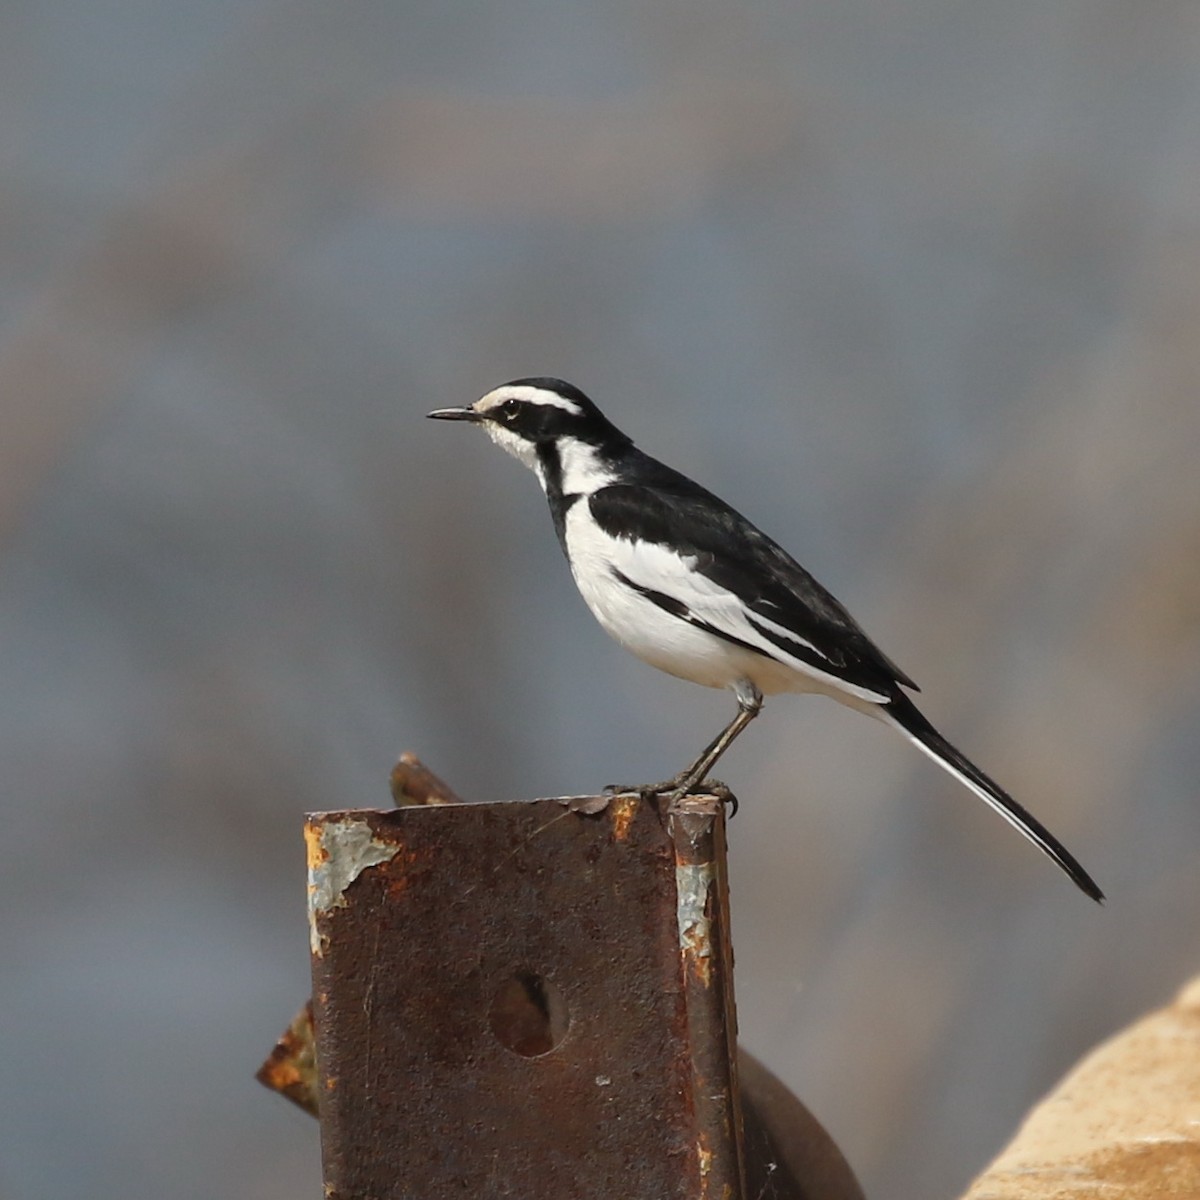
[587,453,918,698]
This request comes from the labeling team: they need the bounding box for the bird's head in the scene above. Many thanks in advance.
[427,378,628,474]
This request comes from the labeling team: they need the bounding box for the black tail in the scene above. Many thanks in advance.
[879,692,1104,903]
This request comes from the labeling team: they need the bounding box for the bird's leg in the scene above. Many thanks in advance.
[664,680,763,799]
[602,682,761,804]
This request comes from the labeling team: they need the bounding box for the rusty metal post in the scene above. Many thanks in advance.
[305,793,748,1200]
[260,757,864,1199]
[669,794,747,1198]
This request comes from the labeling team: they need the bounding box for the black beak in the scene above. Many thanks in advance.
[427,407,483,422]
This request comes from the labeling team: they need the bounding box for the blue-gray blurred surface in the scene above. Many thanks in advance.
[3,3,1200,1198]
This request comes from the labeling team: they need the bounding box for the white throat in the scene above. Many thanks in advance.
[482,426,617,497]
[482,420,540,475]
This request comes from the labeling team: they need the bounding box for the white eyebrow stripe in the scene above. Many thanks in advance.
[477,384,582,416]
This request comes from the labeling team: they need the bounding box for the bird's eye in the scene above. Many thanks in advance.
[500,400,520,421]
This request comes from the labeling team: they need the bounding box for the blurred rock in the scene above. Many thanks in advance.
[963,976,1200,1198]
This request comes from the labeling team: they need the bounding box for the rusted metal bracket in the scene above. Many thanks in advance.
[305,792,742,1198]
[260,756,864,1200]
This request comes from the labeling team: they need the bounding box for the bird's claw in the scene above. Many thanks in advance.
[601,777,739,817]
[704,780,739,818]
[676,779,738,818]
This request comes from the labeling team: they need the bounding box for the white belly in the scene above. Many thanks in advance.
[562,500,820,696]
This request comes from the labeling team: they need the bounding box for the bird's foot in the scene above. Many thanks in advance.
[686,779,738,818]
[602,777,738,817]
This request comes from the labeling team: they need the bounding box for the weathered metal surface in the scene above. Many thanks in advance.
[256,1007,862,1199]
[668,793,747,1199]
[255,1001,319,1118]
[305,818,399,956]
[306,795,744,1200]
[258,751,449,1108]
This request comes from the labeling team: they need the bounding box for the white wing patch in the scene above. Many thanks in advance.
[564,503,889,704]
[744,606,821,657]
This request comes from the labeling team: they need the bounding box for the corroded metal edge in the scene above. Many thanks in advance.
[309,794,703,1198]
[676,856,717,988]
[305,817,399,956]
[668,793,747,1200]
[256,1001,318,1117]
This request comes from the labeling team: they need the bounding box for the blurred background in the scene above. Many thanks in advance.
[3,2,1200,1197]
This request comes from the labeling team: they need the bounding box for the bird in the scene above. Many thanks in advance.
[428,377,1103,902]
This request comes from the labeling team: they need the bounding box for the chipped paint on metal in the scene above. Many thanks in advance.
[676,858,716,987]
[302,795,758,1197]
[306,817,399,955]
[610,792,639,841]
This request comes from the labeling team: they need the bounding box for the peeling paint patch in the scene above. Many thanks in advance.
[307,818,399,955]
[610,793,639,841]
[676,860,715,987]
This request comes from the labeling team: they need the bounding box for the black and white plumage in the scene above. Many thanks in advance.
[428,378,1103,902]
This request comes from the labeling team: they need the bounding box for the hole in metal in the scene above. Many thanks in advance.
[488,971,570,1057]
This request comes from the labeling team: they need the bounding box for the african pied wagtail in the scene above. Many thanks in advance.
[429,378,1103,901]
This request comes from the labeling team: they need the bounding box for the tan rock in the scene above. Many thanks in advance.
[963,976,1200,1199]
